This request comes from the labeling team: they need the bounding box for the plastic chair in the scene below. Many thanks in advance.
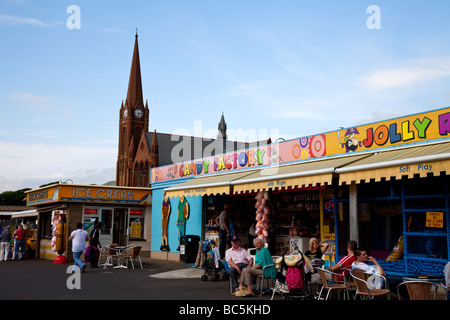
[350,269,390,300]
[316,267,349,300]
[396,280,439,300]
[124,245,143,269]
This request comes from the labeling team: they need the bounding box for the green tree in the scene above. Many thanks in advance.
[0,188,31,206]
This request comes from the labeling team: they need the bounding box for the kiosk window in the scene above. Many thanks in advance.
[129,211,144,240]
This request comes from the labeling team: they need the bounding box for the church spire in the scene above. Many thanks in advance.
[126,33,143,108]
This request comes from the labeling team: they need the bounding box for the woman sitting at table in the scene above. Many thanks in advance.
[236,237,276,297]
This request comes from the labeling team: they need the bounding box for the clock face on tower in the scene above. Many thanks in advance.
[123,109,128,118]
[134,108,143,118]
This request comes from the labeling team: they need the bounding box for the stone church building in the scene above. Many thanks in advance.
[116,34,267,187]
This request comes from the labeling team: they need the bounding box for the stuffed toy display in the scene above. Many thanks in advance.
[51,212,65,253]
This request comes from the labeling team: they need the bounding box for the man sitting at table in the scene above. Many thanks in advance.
[352,248,386,289]
[225,236,253,295]
[329,240,357,281]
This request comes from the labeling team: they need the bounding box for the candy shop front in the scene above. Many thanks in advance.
[26,183,151,261]
[150,107,450,279]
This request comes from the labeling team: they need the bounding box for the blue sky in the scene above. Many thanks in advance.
[1,0,450,192]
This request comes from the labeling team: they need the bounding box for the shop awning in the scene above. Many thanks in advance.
[231,153,371,194]
[10,210,38,219]
[164,169,259,198]
[336,141,450,184]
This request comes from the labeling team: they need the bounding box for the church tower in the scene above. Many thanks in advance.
[217,112,227,154]
[116,33,149,186]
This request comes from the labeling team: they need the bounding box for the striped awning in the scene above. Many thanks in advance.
[231,153,371,194]
[336,141,450,184]
[164,169,258,198]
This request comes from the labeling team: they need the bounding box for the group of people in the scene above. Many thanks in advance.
[225,237,395,297]
[67,221,102,273]
[328,240,387,289]
[226,236,276,297]
[0,224,27,261]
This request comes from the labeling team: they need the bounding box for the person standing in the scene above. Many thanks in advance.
[0,226,12,261]
[215,204,230,259]
[68,222,89,273]
[88,222,102,268]
[13,224,26,260]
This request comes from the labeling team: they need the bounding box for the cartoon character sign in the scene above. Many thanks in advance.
[176,196,189,251]
[342,128,360,152]
[160,193,171,251]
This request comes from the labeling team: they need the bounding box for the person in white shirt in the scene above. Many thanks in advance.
[68,222,89,273]
[352,249,386,289]
[444,261,450,300]
[225,236,253,294]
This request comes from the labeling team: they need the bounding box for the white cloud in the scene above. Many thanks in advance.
[0,13,50,27]
[359,56,450,90]
[9,92,55,111]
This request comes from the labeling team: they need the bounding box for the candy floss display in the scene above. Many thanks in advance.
[254,191,270,242]
[51,210,68,264]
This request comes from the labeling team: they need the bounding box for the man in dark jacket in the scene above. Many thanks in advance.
[0,226,12,261]
[89,222,102,268]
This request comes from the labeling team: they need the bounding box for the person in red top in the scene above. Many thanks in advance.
[13,224,27,260]
[328,240,357,280]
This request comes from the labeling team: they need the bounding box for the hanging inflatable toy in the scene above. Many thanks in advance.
[254,191,271,243]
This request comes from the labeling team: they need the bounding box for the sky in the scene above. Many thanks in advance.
[1,0,450,193]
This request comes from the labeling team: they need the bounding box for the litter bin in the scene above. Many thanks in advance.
[180,235,200,263]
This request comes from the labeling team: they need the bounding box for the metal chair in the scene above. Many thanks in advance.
[350,269,390,300]
[103,245,120,269]
[98,246,109,267]
[255,264,276,297]
[397,280,439,300]
[316,267,349,300]
[228,265,243,295]
[247,242,268,260]
[124,245,143,269]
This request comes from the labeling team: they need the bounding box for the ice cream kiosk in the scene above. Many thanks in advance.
[26,183,152,262]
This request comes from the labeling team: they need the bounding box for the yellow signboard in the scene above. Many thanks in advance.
[130,221,142,238]
[426,211,444,228]
[27,184,152,206]
[326,108,449,155]
[26,186,60,206]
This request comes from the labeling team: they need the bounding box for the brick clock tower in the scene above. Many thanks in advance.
[116,33,149,186]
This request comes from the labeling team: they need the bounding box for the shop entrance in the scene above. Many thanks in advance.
[112,208,128,246]
[84,207,129,246]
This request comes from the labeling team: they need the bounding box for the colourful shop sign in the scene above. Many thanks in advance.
[151,107,450,183]
[326,108,449,155]
[27,184,152,206]
[26,185,60,206]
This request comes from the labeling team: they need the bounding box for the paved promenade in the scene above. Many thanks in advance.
[0,256,446,318]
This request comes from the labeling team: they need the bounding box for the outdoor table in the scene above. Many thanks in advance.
[113,246,129,269]
[402,275,443,284]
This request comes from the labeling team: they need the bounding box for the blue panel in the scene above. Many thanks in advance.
[151,188,203,253]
